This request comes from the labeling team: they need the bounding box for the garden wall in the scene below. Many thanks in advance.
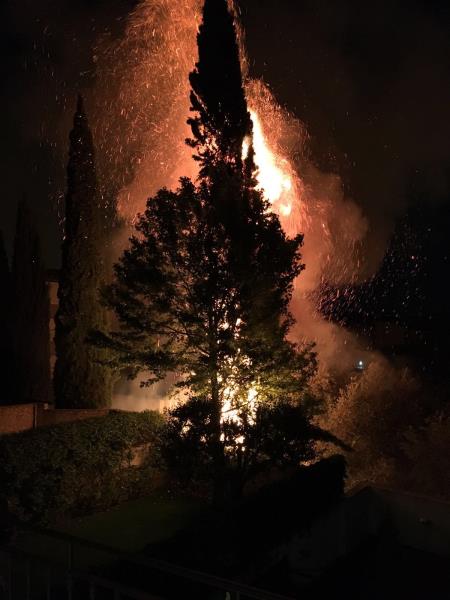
[0,403,37,434]
[36,406,110,428]
[0,403,110,436]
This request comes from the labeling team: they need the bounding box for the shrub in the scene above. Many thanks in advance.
[160,397,346,503]
[0,410,164,523]
[319,358,425,488]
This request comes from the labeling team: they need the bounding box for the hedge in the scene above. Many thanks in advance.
[0,410,164,524]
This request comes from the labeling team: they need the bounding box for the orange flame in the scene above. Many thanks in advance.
[244,110,294,217]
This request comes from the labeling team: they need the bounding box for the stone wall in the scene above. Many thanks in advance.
[0,403,37,435]
[36,406,110,428]
[0,403,110,435]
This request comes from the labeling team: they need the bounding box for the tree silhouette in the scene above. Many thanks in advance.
[187,0,251,174]
[54,96,113,408]
[162,398,346,501]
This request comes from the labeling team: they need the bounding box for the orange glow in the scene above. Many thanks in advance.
[245,110,293,216]
[97,0,305,236]
[99,0,316,416]
[97,0,371,414]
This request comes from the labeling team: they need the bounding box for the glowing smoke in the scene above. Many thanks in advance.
[92,0,372,407]
[91,0,202,217]
[246,81,370,372]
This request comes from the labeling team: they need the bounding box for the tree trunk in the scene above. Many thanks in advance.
[208,316,226,509]
[210,364,227,509]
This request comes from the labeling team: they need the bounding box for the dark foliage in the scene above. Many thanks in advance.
[54,95,113,408]
[98,178,307,389]
[161,398,348,500]
[0,410,163,524]
[11,199,50,404]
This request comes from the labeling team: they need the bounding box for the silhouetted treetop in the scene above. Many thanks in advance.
[188,0,252,172]
[65,95,98,241]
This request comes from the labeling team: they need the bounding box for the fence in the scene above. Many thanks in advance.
[0,525,294,600]
[0,546,163,600]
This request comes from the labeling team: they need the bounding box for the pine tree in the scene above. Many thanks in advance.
[0,231,13,404]
[54,95,113,409]
[96,0,326,504]
[11,200,50,404]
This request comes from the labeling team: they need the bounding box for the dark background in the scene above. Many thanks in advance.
[1,0,449,374]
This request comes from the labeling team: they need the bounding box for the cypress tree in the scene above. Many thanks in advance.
[0,231,13,404]
[187,0,251,173]
[12,200,50,404]
[54,95,112,408]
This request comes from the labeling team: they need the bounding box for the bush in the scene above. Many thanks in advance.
[319,359,425,488]
[319,359,450,500]
[0,410,164,523]
[160,397,346,503]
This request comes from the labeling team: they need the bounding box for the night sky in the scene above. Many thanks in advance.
[1,0,449,270]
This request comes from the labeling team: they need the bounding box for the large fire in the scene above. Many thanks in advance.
[98,0,369,412]
[93,0,304,235]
